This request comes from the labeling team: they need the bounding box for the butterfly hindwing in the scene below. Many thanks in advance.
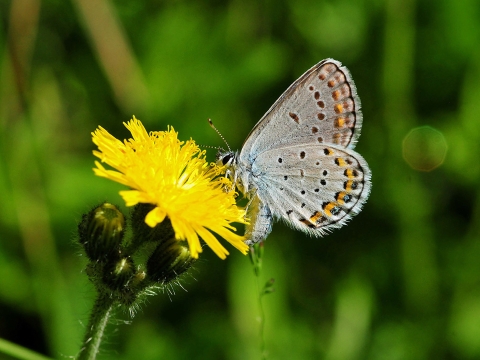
[252,143,371,236]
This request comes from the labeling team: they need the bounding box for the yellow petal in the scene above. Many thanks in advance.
[92,117,248,259]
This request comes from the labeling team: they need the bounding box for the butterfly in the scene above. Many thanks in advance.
[217,59,371,245]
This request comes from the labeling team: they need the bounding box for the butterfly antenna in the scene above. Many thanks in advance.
[198,144,217,149]
[208,118,231,152]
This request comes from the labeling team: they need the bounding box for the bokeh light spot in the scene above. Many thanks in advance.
[402,126,448,172]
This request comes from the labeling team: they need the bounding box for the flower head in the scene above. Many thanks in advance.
[92,116,248,259]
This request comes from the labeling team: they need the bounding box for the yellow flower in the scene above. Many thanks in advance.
[92,116,248,259]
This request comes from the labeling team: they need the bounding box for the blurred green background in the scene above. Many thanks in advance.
[1,0,480,359]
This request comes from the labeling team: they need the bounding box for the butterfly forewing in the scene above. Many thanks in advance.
[239,59,363,168]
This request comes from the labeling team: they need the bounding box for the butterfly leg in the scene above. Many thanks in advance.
[222,167,240,193]
[244,195,273,246]
[220,168,235,193]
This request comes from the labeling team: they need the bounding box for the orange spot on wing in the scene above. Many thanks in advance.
[299,218,315,228]
[334,117,345,128]
[323,202,337,217]
[310,211,323,223]
[344,169,358,179]
[344,180,356,191]
[335,157,347,166]
[336,192,347,205]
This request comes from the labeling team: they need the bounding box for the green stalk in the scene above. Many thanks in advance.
[0,338,52,360]
[77,295,116,360]
[254,274,267,360]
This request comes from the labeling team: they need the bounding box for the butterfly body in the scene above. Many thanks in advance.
[219,59,371,245]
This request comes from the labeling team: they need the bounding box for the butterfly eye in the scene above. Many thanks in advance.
[222,153,234,165]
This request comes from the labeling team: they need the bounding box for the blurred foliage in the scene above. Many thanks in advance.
[1,0,480,359]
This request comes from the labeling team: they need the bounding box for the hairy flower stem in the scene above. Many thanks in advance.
[254,274,267,360]
[78,294,116,360]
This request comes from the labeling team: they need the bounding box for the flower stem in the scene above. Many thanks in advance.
[254,275,267,360]
[249,243,268,359]
[78,294,115,360]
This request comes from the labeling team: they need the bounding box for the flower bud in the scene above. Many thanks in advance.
[129,204,175,250]
[130,270,146,288]
[146,238,196,284]
[102,256,135,290]
[78,203,125,261]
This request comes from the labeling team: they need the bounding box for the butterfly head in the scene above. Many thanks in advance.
[216,149,243,192]
[216,150,237,168]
